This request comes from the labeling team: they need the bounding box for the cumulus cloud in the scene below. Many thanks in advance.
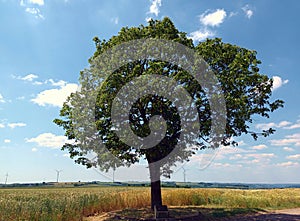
[276,161,299,167]
[271,133,300,147]
[283,147,295,152]
[13,74,43,85]
[0,94,5,103]
[188,29,215,42]
[4,139,11,143]
[20,0,44,6]
[256,120,292,130]
[25,7,44,19]
[31,83,78,107]
[28,0,44,6]
[111,17,119,25]
[283,120,300,130]
[286,154,300,160]
[212,162,236,168]
[26,133,70,149]
[189,8,226,43]
[148,0,162,16]
[200,9,227,27]
[251,144,268,150]
[20,0,45,19]
[246,153,275,159]
[242,5,254,19]
[272,76,289,90]
[32,147,38,152]
[8,122,26,129]
[47,79,67,87]
[0,123,5,128]
[20,74,38,81]
[229,12,238,18]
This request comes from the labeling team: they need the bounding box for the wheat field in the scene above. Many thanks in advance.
[0,187,299,221]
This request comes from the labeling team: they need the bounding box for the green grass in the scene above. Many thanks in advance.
[0,187,299,220]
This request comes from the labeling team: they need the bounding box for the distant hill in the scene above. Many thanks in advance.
[1,181,300,189]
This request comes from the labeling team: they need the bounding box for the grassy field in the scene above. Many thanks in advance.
[0,187,299,221]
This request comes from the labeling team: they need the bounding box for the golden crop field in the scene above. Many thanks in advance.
[0,187,299,221]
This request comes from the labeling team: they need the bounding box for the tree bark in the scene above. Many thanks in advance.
[148,162,162,210]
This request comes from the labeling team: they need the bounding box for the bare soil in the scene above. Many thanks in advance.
[214,208,300,221]
[84,207,300,221]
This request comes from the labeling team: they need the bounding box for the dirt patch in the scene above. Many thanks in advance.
[84,207,300,221]
[212,208,300,221]
[84,207,208,221]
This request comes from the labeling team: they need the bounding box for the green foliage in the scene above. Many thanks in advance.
[54,17,283,176]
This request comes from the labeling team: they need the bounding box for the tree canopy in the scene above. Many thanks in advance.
[54,17,284,208]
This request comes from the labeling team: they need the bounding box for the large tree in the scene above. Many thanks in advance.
[54,18,283,209]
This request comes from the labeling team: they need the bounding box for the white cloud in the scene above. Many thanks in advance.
[111,17,119,25]
[188,29,215,42]
[31,83,78,107]
[278,121,292,127]
[48,79,67,87]
[237,153,275,165]
[31,147,38,152]
[200,9,227,27]
[0,123,5,128]
[272,76,288,91]
[286,154,300,160]
[145,17,152,22]
[20,0,26,6]
[0,94,5,103]
[17,96,26,100]
[256,120,292,130]
[8,122,26,129]
[242,5,254,19]
[213,162,232,168]
[276,161,299,167]
[229,12,238,18]
[251,144,268,150]
[149,0,162,16]
[26,133,69,149]
[283,120,300,130]
[19,0,45,19]
[14,74,44,85]
[246,153,275,159]
[189,8,226,43]
[271,133,300,147]
[283,147,295,152]
[25,7,44,19]
[21,0,44,6]
[229,154,243,160]
[256,122,276,130]
[20,74,38,81]
[4,139,11,143]
[28,0,44,6]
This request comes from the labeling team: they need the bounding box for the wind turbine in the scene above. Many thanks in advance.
[4,173,8,185]
[182,166,187,183]
[174,163,189,183]
[93,168,115,182]
[55,170,62,183]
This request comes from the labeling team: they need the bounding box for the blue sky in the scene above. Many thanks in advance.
[0,0,299,184]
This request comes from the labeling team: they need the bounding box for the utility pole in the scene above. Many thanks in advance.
[4,173,8,185]
[55,170,62,183]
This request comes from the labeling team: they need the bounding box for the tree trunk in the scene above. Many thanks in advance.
[148,162,162,210]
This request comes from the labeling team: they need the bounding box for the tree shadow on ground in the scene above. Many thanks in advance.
[216,213,300,221]
[85,207,300,221]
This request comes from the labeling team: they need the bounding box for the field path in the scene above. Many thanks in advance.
[216,208,300,221]
[85,208,300,221]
